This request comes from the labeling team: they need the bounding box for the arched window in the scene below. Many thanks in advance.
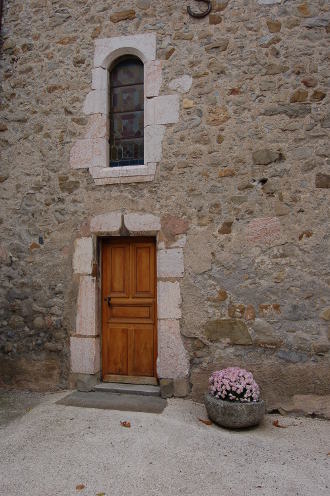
[109,56,144,167]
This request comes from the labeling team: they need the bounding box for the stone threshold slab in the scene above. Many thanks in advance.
[56,391,167,414]
[93,382,161,397]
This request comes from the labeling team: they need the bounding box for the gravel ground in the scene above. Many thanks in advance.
[0,390,329,496]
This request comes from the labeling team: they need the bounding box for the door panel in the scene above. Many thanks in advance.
[132,244,155,298]
[130,325,154,377]
[109,244,130,297]
[103,325,128,376]
[102,237,157,382]
[109,303,153,322]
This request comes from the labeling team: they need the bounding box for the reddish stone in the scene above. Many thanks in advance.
[299,230,313,240]
[218,168,235,177]
[259,303,281,316]
[228,87,241,95]
[29,242,40,251]
[161,215,189,237]
[209,14,222,25]
[290,89,308,103]
[301,76,317,88]
[110,10,136,23]
[217,289,228,301]
[245,305,256,321]
[56,36,77,45]
[246,217,281,246]
[218,221,233,234]
[310,90,326,102]
[297,3,311,17]
[266,20,281,33]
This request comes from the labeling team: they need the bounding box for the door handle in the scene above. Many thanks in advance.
[104,296,111,306]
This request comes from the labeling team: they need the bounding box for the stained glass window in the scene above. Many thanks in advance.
[109,56,144,167]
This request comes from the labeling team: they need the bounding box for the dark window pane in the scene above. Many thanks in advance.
[110,57,144,167]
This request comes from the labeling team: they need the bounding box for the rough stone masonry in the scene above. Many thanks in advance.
[0,0,329,412]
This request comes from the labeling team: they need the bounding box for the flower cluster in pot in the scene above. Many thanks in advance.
[209,367,260,403]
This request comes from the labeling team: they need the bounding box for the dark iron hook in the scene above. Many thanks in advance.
[187,0,212,18]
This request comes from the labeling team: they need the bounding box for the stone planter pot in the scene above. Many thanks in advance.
[204,393,265,429]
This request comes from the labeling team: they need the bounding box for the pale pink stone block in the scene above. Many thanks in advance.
[70,139,92,169]
[70,336,100,374]
[124,213,161,235]
[157,281,181,319]
[92,138,108,167]
[70,138,108,169]
[94,175,155,185]
[85,114,109,139]
[157,248,184,278]
[169,75,192,93]
[145,95,179,126]
[90,212,122,235]
[157,320,189,379]
[145,60,162,97]
[83,90,108,115]
[73,237,94,275]
[144,125,165,163]
[90,163,156,180]
[76,276,98,336]
[92,67,108,90]
[246,217,281,246]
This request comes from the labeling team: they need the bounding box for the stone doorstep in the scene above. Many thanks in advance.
[93,382,161,397]
[57,391,167,414]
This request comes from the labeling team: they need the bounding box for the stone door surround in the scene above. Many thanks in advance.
[70,212,189,392]
[70,33,180,185]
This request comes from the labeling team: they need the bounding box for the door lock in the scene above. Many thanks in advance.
[104,296,111,306]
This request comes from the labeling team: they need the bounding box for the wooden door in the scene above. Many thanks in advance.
[101,237,157,384]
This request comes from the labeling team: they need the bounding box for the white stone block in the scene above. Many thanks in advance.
[169,75,192,94]
[94,33,156,68]
[73,237,94,275]
[70,138,108,169]
[76,276,98,336]
[144,125,165,163]
[157,248,184,278]
[92,67,108,90]
[145,60,162,97]
[70,139,91,169]
[171,235,187,248]
[91,138,108,167]
[157,235,187,250]
[157,320,189,379]
[85,114,109,139]
[83,90,108,115]
[90,212,122,235]
[158,281,182,319]
[89,164,156,185]
[93,174,155,186]
[70,336,100,374]
[124,213,161,235]
[145,95,179,126]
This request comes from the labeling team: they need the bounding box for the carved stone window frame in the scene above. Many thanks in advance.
[70,34,180,185]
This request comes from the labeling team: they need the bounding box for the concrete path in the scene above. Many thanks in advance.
[0,391,329,496]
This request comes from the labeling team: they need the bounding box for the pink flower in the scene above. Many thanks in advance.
[208,367,260,403]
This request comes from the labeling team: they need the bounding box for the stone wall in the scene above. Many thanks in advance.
[0,0,329,408]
